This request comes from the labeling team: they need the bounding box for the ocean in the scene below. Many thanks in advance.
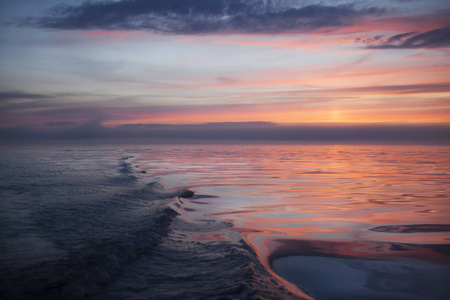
[1,144,449,300]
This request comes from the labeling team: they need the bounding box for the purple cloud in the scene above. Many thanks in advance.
[23,0,385,34]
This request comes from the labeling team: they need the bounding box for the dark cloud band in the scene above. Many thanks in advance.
[1,122,449,144]
[23,0,384,34]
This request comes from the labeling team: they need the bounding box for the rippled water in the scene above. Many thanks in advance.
[1,144,449,299]
[133,144,450,299]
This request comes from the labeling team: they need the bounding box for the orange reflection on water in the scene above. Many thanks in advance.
[142,144,450,243]
[137,144,450,297]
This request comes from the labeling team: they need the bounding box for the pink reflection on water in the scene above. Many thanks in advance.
[135,144,450,297]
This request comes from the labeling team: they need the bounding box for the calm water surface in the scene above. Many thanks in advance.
[1,144,449,300]
[133,144,450,299]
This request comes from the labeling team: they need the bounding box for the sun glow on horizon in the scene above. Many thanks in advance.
[0,0,449,142]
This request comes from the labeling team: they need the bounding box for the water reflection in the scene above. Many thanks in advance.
[135,145,450,299]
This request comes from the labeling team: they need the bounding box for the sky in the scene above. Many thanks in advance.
[0,0,449,143]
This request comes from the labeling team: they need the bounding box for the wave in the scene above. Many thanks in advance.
[95,212,300,300]
[49,206,179,299]
[0,155,183,299]
[0,151,303,300]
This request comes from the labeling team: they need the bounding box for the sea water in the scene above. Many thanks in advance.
[1,144,449,299]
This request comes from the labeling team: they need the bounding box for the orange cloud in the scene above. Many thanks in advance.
[102,94,450,126]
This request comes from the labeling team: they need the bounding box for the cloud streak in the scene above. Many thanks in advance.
[359,27,450,49]
[2,80,449,127]
[42,121,78,127]
[0,91,51,101]
[24,0,384,34]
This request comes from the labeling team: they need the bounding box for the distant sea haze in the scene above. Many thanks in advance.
[1,144,449,299]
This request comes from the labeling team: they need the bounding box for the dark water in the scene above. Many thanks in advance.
[1,145,449,299]
[0,146,296,299]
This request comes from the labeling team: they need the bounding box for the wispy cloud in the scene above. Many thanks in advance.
[327,83,450,94]
[23,0,384,34]
[358,27,450,49]
[118,121,276,130]
[41,121,78,127]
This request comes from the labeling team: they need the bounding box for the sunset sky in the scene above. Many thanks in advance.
[0,0,449,143]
